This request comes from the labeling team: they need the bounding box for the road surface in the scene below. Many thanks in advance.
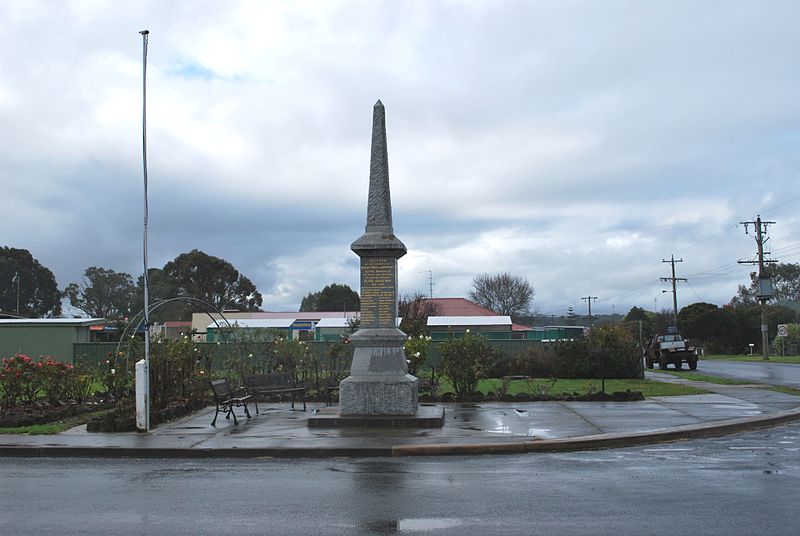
[2,424,799,535]
[699,359,800,388]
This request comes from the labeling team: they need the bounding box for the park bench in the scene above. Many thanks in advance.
[208,378,252,427]
[418,377,440,397]
[244,372,307,412]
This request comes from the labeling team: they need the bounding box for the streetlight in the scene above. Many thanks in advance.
[12,271,19,314]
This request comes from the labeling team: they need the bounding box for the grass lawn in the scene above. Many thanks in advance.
[703,354,800,364]
[767,385,800,397]
[436,377,708,398]
[0,407,118,435]
[651,370,753,385]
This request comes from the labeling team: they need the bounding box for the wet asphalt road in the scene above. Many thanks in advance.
[698,360,800,388]
[2,424,799,536]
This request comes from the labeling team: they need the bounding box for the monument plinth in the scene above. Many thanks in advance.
[338,100,418,416]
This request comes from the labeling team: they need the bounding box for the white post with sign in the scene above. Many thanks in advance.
[777,324,789,356]
[135,359,149,432]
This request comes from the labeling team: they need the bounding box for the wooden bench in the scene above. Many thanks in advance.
[208,378,252,426]
[418,377,440,397]
[244,372,307,412]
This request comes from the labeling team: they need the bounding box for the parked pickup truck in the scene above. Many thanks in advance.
[645,333,698,370]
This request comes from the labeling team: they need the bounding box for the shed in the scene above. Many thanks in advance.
[315,317,353,342]
[0,318,106,363]
[206,318,296,342]
[427,316,513,341]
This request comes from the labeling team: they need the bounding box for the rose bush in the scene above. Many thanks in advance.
[404,334,432,376]
[1,354,101,413]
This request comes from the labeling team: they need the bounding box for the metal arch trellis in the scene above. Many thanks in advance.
[114,297,243,385]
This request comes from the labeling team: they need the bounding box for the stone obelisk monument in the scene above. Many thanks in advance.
[338,100,418,416]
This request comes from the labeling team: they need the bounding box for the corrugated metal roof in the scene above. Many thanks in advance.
[424,298,500,317]
[0,318,105,326]
[164,321,191,328]
[315,318,352,328]
[207,318,296,329]
[246,311,359,320]
[427,315,512,327]
[317,317,401,328]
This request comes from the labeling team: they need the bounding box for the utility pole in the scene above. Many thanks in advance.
[660,255,686,330]
[581,296,597,328]
[739,215,777,361]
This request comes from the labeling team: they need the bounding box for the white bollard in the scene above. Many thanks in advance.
[135,359,149,432]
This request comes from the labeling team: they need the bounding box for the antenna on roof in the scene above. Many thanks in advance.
[418,270,433,299]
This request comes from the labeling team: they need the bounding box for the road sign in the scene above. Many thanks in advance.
[777,324,789,337]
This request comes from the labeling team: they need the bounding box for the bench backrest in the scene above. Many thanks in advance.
[209,378,233,400]
[244,372,295,389]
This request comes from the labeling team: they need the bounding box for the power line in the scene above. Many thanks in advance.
[686,281,704,303]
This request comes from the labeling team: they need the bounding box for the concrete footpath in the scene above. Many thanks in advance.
[1,373,799,458]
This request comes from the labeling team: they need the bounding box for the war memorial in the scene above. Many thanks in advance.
[308,100,443,427]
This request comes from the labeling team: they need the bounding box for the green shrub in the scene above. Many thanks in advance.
[554,325,642,379]
[120,336,213,413]
[493,345,558,378]
[439,331,495,398]
[1,354,40,408]
[1,355,104,412]
[404,335,432,376]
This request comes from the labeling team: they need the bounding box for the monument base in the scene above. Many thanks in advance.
[338,374,419,415]
[307,404,444,428]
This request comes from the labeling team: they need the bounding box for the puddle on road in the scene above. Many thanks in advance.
[360,518,462,532]
[399,518,462,531]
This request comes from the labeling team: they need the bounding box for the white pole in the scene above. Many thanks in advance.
[136,29,151,432]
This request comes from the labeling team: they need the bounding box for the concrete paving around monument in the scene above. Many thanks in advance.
[1,374,799,458]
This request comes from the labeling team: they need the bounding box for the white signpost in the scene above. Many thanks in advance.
[135,359,149,431]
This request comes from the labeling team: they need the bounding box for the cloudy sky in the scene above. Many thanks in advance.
[2,0,799,318]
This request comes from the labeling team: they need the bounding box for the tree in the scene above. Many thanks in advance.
[730,282,757,307]
[623,306,654,342]
[768,263,800,302]
[399,293,441,337]
[64,267,136,319]
[130,267,201,323]
[676,302,738,351]
[163,250,263,314]
[468,273,534,321]
[677,302,718,340]
[0,247,61,317]
[652,309,673,335]
[731,263,800,305]
[299,283,359,312]
[565,306,578,326]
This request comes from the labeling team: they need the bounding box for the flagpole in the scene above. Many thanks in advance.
[137,29,151,432]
